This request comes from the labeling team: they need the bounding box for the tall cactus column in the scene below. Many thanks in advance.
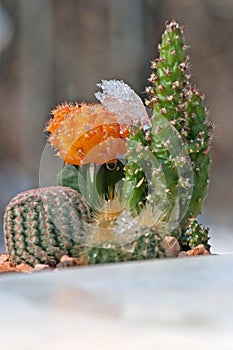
[148,21,188,219]
[123,20,212,248]
[182,88,211,224]
[123,21,188,217]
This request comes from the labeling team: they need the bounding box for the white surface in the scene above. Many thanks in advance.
[0,254,233,349]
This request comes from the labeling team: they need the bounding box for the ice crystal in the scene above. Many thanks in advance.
[95,79,151,127]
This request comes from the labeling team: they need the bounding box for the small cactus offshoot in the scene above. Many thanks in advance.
[3,20,212,267]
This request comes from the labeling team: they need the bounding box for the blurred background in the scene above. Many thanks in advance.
[0,0,232,253]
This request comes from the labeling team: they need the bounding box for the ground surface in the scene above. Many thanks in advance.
[0,253,233,350]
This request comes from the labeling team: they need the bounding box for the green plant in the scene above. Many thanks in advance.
[123,20,212,248]
[83,229,166,264]
[3,20,212,267]
[4,186,90,266]
[181,218,210,250]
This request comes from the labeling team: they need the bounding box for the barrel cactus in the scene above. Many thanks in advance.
[4,186,90,266]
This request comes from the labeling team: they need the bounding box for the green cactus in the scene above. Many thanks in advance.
[123,20,212,249]
[4,186,90,267]
[123,21,188,217]
[149,21,212,229]
[3,184,170,265]
[180,218,210,250]
[3,20,212,268]
[122,127,149,216]
[83,228,166,264]
[147,20,186,124]
[181,88,211,224]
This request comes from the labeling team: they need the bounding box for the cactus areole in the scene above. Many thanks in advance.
[3,20,212,267]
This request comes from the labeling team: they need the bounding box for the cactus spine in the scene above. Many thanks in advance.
[4,186,90,266]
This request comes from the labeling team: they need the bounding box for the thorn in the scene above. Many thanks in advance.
[170,20,179,32]
[145,86,154,94]
[147,73,157,83]
[172,81,180,89]
[179,62,186,72]
[200,91,206,100]
[155,58,164,63]
[166,95,174,102]
[158,85,164,91]
[145,99,152,107]
[150,60,157,69]
[170,119,176,126]
[151,96,159,103]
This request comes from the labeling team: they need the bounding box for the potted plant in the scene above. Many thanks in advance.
[1,20,212,273]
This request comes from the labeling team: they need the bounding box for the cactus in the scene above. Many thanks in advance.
[123,20,188,218]
[146,20,187,124]
[149,21,186,218]
[122,127,149,216]
[83,228,166,264]
[181,88,211,224]
[4,186,90,267]
[148,21,212,227]
[3,20,212,268]
[123,20,212,248]
[180,218,210,250]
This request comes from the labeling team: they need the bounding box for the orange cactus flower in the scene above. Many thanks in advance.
[47,103,130,166]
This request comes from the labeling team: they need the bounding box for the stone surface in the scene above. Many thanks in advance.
[162,235,180,257]
[0,254,233,349]
[187,244,210,256]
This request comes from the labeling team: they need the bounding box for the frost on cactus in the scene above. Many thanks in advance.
[95,79,151,127]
